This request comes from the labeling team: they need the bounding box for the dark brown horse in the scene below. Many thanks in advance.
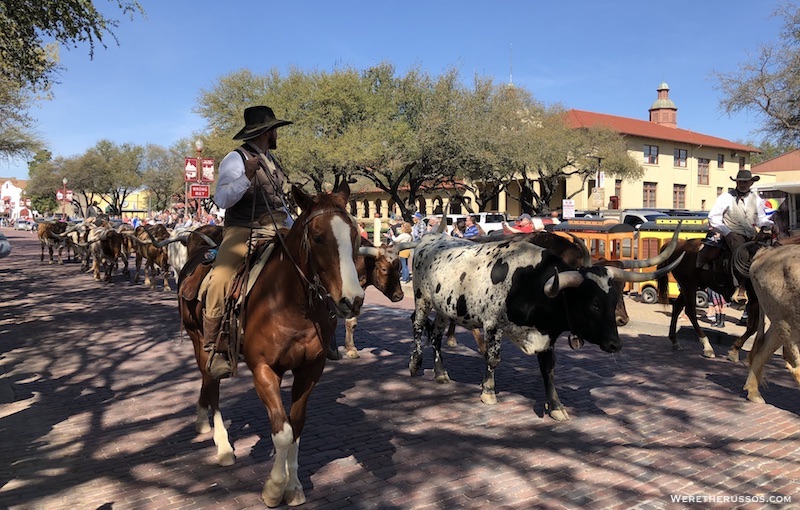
[178,182,364,507]
[656,229,775,358]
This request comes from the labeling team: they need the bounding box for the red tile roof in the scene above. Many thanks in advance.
[565,109,760,153]
[752,149,800,173]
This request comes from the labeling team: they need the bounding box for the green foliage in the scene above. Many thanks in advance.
[0,75,43,161]
[0,0,144,91]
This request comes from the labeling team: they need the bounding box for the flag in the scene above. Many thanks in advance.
[764,197,785,217]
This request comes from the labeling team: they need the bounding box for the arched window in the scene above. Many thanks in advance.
[349,200,357,216]
[416,198,427,216]
[362,199,370,218]
[374,199,382,218]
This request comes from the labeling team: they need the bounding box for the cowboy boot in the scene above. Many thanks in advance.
[202,313,231,380]
[715,313,725,328]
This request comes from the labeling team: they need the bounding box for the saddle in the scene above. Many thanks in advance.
[179,239,277,376]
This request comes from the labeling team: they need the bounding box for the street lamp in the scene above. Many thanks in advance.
[61,177,68,221]
[194,139,204,221]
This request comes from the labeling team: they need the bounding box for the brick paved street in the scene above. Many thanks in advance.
[1,228,799,509]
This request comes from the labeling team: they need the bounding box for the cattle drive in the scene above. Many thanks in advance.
[177,182,365,507]
[408,222,684,420]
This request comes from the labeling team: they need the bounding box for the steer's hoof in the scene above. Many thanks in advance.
[549,408,571,422]
[435,372,451,384]
[702,349,716,359]
[727,349,740,363]
[480,392,497,405]
[446,337,458,347]
[746,392,766,404]
[345,348,360,359]
[284,488,306,507]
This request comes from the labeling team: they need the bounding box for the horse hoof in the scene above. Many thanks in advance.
[446,337,457,347]
[326,348,341,361]
[549,408,570,421]
[284,488,306,507]
[702,349,716,359]
[217,448,235,466]
[746,392,766,404]
[480,392,497,405]
[435,372,451,384]
[263,481,285,508]
[727,349,740,363]
[345,349,360,359]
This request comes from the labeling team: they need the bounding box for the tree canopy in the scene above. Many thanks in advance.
[196,64,639,219]
[715,3,800,146]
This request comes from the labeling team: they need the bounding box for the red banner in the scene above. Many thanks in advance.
[201,158,215,182]
[184,158,198,182]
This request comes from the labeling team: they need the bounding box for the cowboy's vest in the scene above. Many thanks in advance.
[224,145,286,228]
[723,189,759,238]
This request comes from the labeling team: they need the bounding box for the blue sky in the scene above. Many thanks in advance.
[1,0,787,180]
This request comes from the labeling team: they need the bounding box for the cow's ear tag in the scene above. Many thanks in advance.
[205,249,218,261]
[568,334,584,350]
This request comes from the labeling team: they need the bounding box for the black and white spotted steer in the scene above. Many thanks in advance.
[410,234,682,420]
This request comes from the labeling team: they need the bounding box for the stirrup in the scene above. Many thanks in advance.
[207,352,232,380]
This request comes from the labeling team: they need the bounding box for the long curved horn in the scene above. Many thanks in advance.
[620,220,683,268]
[544,269,584,297]
[189,230,218,248]
[394,241,419,252]
[566,233,592,267]
[153,234,187,248]
[606,252,686,282]
[436,214,447,234]
[358,246,380,258]
[123,232,152,245]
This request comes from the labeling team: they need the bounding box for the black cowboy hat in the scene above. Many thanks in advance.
[730,169,760,182]
[232,106,292,140]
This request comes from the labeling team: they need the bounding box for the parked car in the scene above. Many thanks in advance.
[423,211,509,236]
[14,219,35,231]
[620,209,670,230]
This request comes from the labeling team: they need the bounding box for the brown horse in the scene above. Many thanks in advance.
[178,182,364,507]
[656,229,775,358]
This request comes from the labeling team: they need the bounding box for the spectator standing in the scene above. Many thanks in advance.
[391,222,414,283]
[707,288,727,328]
[451,218,467,238]
[425,216,440,235]
[411,212,426,241]
[503,213,534,234]
[358,221,369,241]
[463,214,481,238]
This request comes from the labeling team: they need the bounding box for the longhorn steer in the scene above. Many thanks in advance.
[742,244,800,403]
[410,233,682,420]
[37,221,68,264]
[331,240,404,359]
[87,226,129,282]
[130,225,172,291]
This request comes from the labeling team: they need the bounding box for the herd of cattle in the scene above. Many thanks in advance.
[31,215,800,415]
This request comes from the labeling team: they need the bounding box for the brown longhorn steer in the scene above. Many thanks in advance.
[129,224,173,291]
[37,221,68,264]
[330,239,404,359]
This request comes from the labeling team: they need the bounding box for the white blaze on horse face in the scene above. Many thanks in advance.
[331,215,365,304]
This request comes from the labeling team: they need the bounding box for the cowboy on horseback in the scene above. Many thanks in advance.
[696,169,773,284]
[202,105,294,380]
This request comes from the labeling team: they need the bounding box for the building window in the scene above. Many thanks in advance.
[717,186,723,196]
[698,158,709,185]
[643,182,657,207]
[739,156,746,170]
[615,179,622,205]
[673,184,686,209]
[674,149,687,168]
[644,145,658,165]
[717,154,724,168]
